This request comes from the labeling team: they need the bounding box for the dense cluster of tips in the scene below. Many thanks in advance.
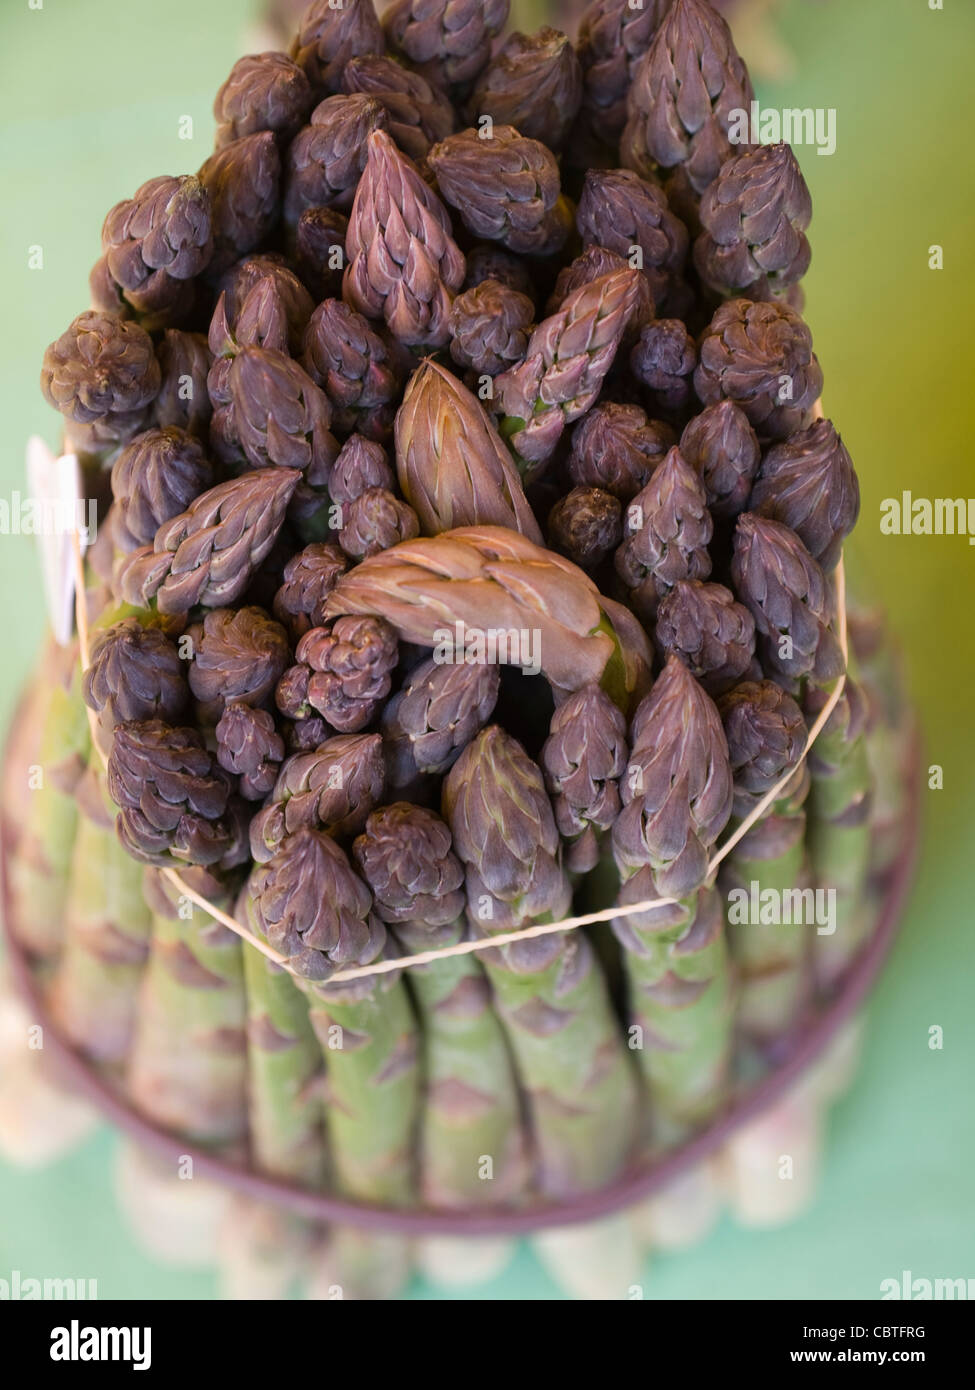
[11,0,915,1285]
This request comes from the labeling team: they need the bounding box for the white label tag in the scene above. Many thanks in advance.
[25,436,88,648]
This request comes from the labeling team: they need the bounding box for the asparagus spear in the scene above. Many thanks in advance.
[127,866,248,1147]
[240,860,410,1300]
[323,524,653,709]
[83,616,190,761]
[50,608,205,1050]
[548,247,655,338]
[290,0,385,99]
[116,468,301,617]
[611,655,735,1138]
[395,359,543,542]
[302,298,401,438]
[680,400,759,520]
[577,0,670,148]
[540,682,628,875]
[718,680,811,1043]
[469,27,582,153]
[621,0,753,197]
[8,649,89,957]
[280,614,398,733]
[109,428,213,555]
[249,734,386,862]
[654,579,756,696]
[848,607,914,879]
[568,400,674,501]
[547,488,622,573]
[630,318,698,413]
[444,725,640,1198]
[213,52,312,151]
[381,655,499,793]
[0,959,98,1165]
[694,298,823,442]
[151,329,212,438]
[337,488,420,561]
[273,541,349,644]
[216,1197,313,1301]
[427,125,571,258]
[532,1212,643,1302]
[216,703,284,801]
[614,445,713,625]
[344,129,465,350]
[100,174,213,322]
[1,642,60,860]
[113,1139,232,1266]
[447,279,535,380]
[804,676,873,989]
[383,0,508,101]
[187,605,290,727]
[750,418,860,573]
[353,803,528,1208]
[247,827,420,1205]
[48,776,151,1064]
[285,95,388,224]
[238,900,328,1187]
[576,167,689,314]
[340,54,455,164]
[694,142,812,300]
[494,267,644,473]
[732,514,871,987]
[106,719,239,869]
[731,513,844,690]
[40,309,161,450]
[197,132,282,276]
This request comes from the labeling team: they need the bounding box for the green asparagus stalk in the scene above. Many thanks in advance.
[246,827,420,1205]
[805,674,873,989]
[48,774,151,1063]
[8,648,89,958]
[353,803,528,1209]
[238,883,408,1300]
[239,920,328,1188]
[444,725,640,1198]
[1,640,65,857]
[848,607,914,878]
[304,975,419,1207]
[731,514,872,990]
[723,820,811,1045]
[718,680,812,1044]
[616,880,734,1142]
[611,655,735,1139]
[126,867,248,1147]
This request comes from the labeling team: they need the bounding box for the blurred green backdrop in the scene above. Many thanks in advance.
[0,0,972,1300]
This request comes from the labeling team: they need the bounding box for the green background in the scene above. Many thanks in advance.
[0,0,972,1300]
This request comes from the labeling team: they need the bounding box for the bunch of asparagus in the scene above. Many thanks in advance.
[9,0,913,1298]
